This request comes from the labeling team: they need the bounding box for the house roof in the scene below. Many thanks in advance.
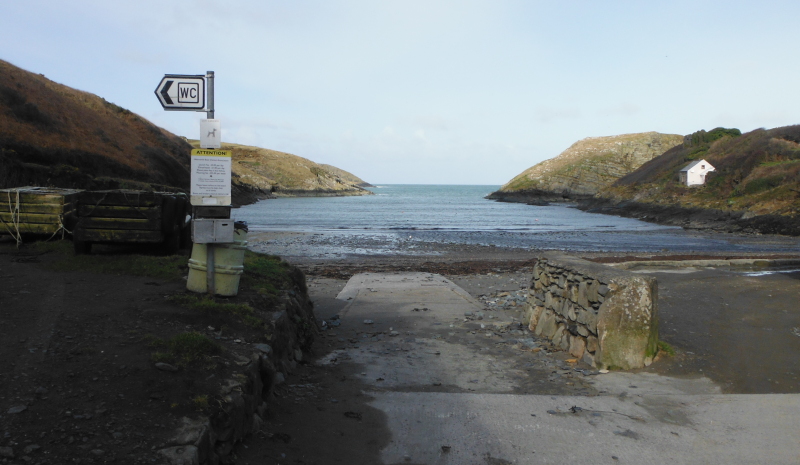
[680,159,714,172]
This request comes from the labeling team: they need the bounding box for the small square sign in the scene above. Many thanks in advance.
[200,119,221,149]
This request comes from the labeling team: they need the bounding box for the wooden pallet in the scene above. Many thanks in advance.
[0,186,81,238]
[73,190,188,253]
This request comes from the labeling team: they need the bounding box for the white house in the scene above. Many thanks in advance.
[679,159,715,186]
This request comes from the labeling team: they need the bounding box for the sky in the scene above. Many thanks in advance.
[2,1,800,185]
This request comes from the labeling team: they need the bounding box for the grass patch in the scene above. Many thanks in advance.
[192,395,210,410]
[657,340,676,356]
[32,240,187,281]
[148,331,222,366]
[242,251,292,296]
[168,293,264,327]
[760,159,800,168]
[741,175,784,196]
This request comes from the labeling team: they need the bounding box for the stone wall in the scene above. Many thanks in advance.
[523,253,658,370]
[159,281,317,465]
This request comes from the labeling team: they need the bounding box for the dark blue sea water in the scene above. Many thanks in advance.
[233,185,800,256]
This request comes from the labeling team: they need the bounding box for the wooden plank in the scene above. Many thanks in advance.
[11,203,73,214]
[0,187,82,204]
[77,205,161,220]
[0,212,66,224]
[78,190,161,207]
[74,228,163,243]
[0,222,63,235]
[77,217,161,231]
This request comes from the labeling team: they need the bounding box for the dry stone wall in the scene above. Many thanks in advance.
[159,285,317,465]
[524,253,658,370]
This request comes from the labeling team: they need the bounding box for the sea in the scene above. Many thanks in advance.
[233,184,800,257]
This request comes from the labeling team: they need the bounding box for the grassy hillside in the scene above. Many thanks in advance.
[493,132,684,199]
[319,164,374,188]
[0,59,370,203]
[603,126,800,218]
[190,141,371,197]
[0,59,190,191]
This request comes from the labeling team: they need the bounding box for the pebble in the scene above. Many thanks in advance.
[363,320,374,325]
[22,445,39,454]
[155,363,178,372]
[7,405,27,414]
[0,447,13,458]
[254,344,272,355]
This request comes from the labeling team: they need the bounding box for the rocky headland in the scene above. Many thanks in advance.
[490,127,800,236]
[189,141,372,206]
[487,132,684,203]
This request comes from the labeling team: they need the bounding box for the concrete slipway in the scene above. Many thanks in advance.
[325,272,800,465]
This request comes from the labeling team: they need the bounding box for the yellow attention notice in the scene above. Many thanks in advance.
[191,149,232,157]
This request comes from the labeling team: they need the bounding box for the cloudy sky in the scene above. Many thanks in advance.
[2,1,799,184]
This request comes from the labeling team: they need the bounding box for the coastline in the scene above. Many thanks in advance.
[485,190,800,236]
[231,185,372,207]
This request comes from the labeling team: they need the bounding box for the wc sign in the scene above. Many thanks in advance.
[154,75,206,110]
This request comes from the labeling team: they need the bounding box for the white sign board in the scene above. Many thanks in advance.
[200,119,221,149]
[190,149,231,206]
[154,75,205,110]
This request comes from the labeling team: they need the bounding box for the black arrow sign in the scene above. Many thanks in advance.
[160,80,174,105]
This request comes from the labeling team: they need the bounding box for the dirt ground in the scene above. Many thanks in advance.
[0,239,300,464]
[2,236,799,465]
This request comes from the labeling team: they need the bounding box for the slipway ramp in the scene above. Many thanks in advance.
[330,272,800,464]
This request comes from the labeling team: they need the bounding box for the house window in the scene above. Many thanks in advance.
[701,165,705,169]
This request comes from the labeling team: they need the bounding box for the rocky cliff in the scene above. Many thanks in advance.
[488,132,684,203]
[194,141,372,204]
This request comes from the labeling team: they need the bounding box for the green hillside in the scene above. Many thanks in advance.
[490,132,684,201]
[602,126,800,218]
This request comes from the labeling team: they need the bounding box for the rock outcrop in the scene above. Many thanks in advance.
[193,141,373,205]
[488,132,683,203]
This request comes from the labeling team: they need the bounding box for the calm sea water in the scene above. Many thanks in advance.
[233,185,800,254]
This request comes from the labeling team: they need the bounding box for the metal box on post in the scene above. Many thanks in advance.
[191,219,234,244]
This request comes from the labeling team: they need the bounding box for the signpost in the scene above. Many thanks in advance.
[155,70,233,296]
[154,75,206,110]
